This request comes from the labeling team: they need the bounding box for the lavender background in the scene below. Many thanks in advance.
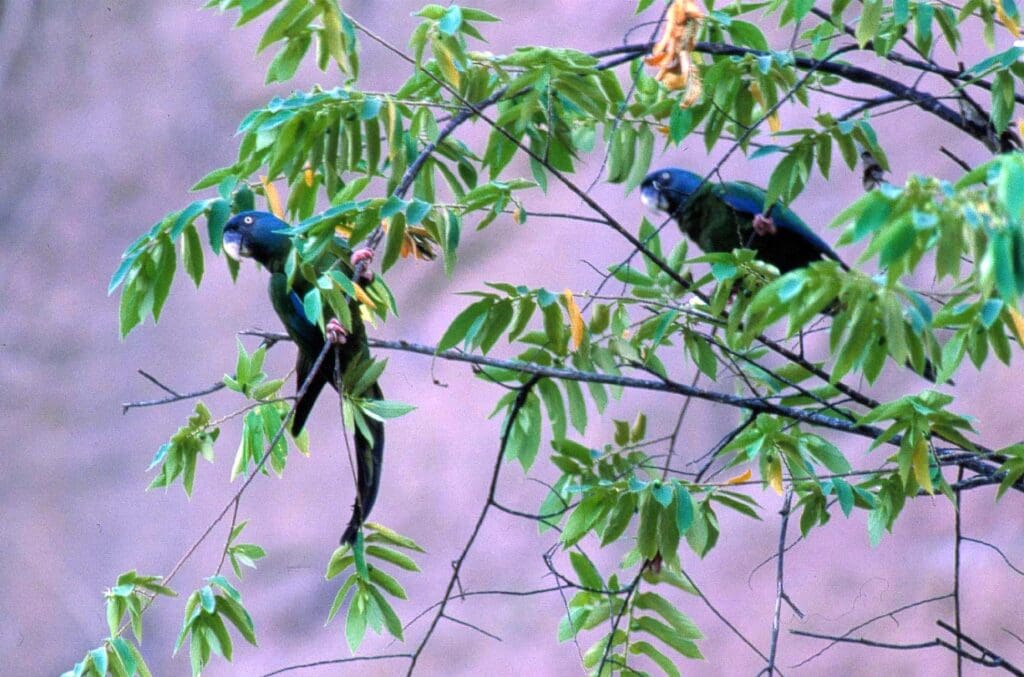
[1,2,1022,675]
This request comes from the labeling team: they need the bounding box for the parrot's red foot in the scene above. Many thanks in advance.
[351,248,375,283]
[752,213,777,236]
[326,318,348,345]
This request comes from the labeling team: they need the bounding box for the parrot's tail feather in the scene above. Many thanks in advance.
[340,382,385,545]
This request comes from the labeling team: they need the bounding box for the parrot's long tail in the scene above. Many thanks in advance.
[340,381,385,546]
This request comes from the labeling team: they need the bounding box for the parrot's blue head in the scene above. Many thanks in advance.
[640,168,704,215]
[223,211,292,268]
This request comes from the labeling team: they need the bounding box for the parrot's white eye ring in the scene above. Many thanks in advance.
[243,216,254,225]
[659,172,671,183]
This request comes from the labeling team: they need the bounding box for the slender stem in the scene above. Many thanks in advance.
[765,491,794,676]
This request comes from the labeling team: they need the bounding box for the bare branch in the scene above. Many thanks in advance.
[684,570,771,664]
[763,491,794,676]
[122,379,225,414]
[962,537,1024,577]
[791,593,953,667]
[442,613,503,642]
[937,620,1024,676]
[260,654,414,677]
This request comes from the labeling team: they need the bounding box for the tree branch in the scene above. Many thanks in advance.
[602,41,996,147]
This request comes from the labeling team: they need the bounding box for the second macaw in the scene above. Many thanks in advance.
[640,167,943,381]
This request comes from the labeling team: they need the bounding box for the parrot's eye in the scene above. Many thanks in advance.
[659,172,671,184]
[243,216,254,225]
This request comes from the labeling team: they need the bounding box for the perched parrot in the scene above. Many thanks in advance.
[640,167,941,381]
[223,211,383,545]
[640,167,849,274]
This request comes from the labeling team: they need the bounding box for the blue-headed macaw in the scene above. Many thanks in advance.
[640,167,849,274]
[223,211,382,545]
[640,167,944,382]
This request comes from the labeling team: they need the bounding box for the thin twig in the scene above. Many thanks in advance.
[122,380,225,413]
[764,491,794,676]
[261,654,414,677]
[684,570,771,664]
[954,466,964,676]
[962,537,1024,576]
[791,593,953,667]
[938,620,1024,676]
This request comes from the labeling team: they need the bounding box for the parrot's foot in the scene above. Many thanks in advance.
[351,248,375,283]
[752,213,777,236]
[326,318,348,345]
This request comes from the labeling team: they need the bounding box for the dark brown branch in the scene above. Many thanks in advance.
[962,537,1024,576]
[796,625,1018,670]
[122,379,225,414]
[937,620,1024,676]
[954,466,964,676]
[603,41,995,147]
[793,629,946,651]
[239,330,1015,493]
[764,491,794,676]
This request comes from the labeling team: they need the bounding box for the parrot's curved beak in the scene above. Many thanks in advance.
[223,229,246,260]
[640,182,668,212]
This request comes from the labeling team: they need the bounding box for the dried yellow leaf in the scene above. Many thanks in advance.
[726,469,752,484]
[749,82,781,132]
[996,0,1021,37]
[260,176,285,219]
[912,438,933,494]
[646,0,705,109]
[353,283,377,310]
[1009,305,1024,346]
[564,289,585,350]
[767,459,784,496]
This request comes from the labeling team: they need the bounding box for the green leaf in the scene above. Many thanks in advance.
[345,590,369,652]
[368,565,408,599]
[257,0,309,52]
[382,211,407,273]
[206,199,231,253]
[635,592,704,639]
[569,551,604,590]
[562,493,608,546]
[360,399,416,420]
[365,545,420,572]
[266,34,312,84]
[856,0,883,47]
[674,485,694,532]
[437,298,493,351]
[303,287,323,327]
[183,224,204,287]
[631,641,682,677]
[633,615,704,658]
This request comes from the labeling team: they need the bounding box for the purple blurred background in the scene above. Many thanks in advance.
[2,2,1022,674]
